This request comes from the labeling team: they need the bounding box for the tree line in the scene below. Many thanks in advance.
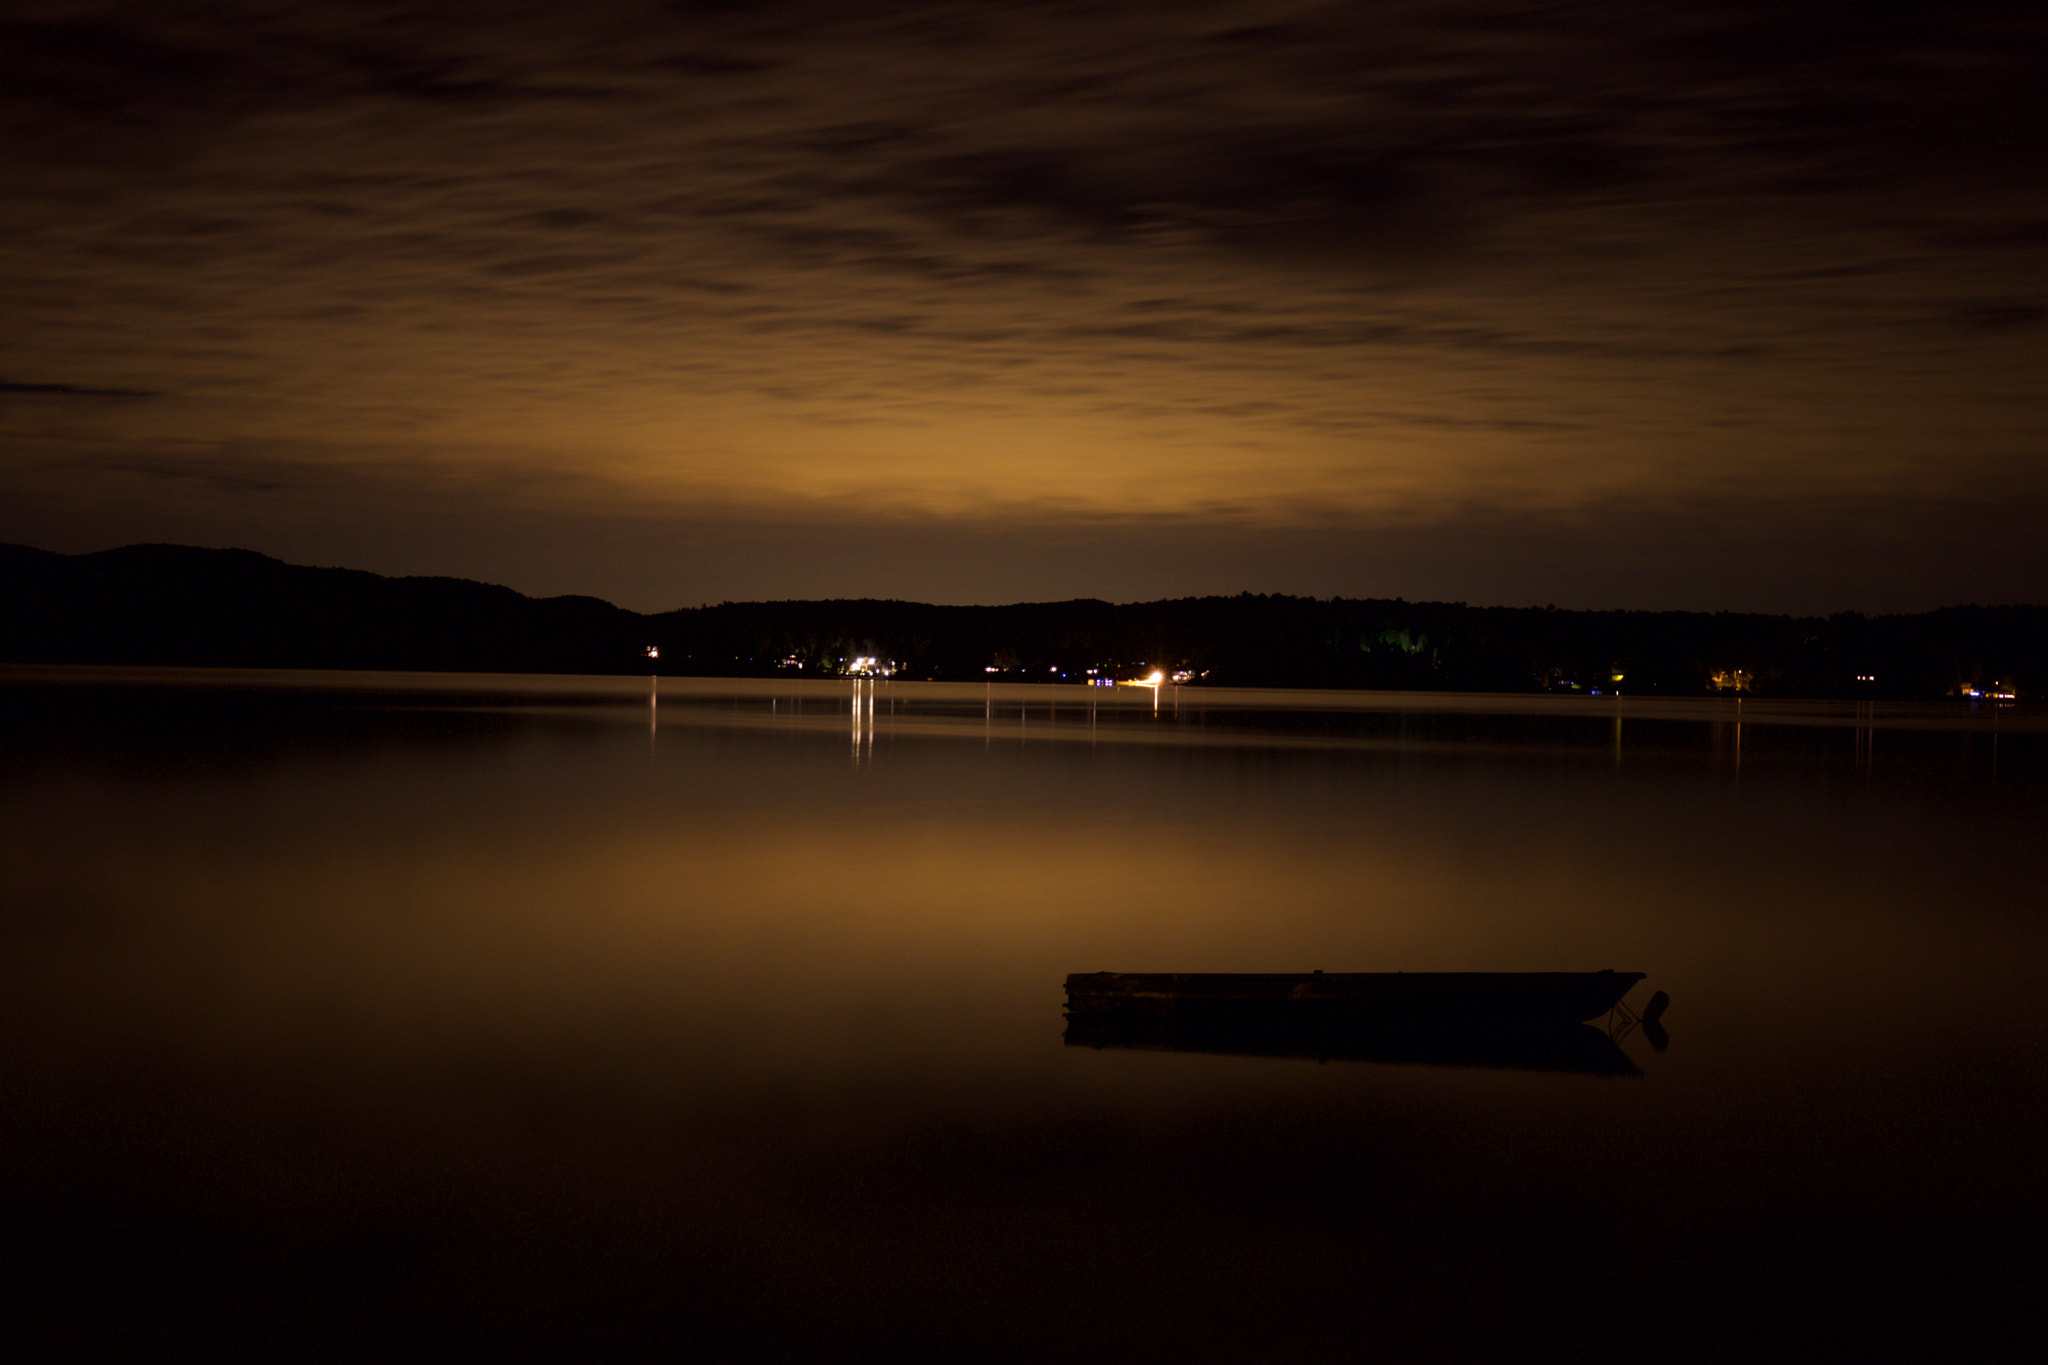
[3,543,2037,700]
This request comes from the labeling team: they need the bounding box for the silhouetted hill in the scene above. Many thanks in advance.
[3,543,2041,698]
[0,544,643,674]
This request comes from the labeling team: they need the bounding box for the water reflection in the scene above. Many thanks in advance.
[850,677,870,763]
[1,667,2044,1359]
[1065,1004,1644,1076]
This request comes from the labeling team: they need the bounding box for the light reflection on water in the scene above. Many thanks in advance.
[3,668,2044,1359]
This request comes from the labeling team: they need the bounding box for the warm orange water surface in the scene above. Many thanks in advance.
[4,669,2043,1359]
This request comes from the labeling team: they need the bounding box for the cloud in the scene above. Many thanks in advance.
[0,379,158,399]
[2,2,2046,608]
[1952,303,2048,334]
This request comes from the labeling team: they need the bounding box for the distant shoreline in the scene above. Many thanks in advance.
[3,543,2039,702]
[3,662,2037,734]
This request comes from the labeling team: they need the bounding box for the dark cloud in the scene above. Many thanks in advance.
[1953,303,2048,334]
[1,379,158,399]
[2,1,2045,609]
[87,456,291,493]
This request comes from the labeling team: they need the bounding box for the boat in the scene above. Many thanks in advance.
[1063,971,1651,1077]
[1065,970,1644,1024]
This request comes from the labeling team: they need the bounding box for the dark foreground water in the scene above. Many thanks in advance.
[4,668,2044,1360]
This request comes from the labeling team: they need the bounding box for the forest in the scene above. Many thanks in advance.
[4,543,2038,701]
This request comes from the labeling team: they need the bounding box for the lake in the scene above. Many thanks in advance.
[3,667,2044,1360]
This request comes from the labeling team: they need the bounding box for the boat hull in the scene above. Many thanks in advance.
[1064,970,1645,1025]
[1062,971,1648,1076]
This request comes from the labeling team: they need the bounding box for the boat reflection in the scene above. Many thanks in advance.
[1064,1005,1641,1075]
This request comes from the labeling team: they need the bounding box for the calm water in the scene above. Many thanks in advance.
[4,668,2044,1359]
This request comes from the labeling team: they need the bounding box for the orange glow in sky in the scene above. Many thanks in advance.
[4,3,2045,611]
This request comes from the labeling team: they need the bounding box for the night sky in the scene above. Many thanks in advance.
[5,1,2045,612]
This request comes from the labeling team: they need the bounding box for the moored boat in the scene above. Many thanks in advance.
[1063,970,1651,1076]
[1064,970,1644,1025]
